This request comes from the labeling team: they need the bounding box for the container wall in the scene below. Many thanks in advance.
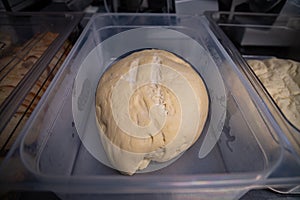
[0,14,288,196]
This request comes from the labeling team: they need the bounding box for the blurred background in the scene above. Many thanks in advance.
[0,0,299,15]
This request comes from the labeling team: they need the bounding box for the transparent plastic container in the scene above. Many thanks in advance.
[0,12,82,154]
[0,14,298,199]
[205,11,300,194]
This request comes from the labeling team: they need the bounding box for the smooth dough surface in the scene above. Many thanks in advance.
[247,58,300,130]
[95,49,209,174]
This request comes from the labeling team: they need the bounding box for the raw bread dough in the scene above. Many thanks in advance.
[95,49,209,175]
[247,58,300,130]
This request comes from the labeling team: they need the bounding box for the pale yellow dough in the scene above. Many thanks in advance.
[95,49,209,175]
[247,58,300,130]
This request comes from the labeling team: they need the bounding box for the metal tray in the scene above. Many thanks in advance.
[0,12,83,156]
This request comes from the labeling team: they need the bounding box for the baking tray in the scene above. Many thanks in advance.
[205,11,300,193]
[0,12,83,156]
[0,13,298,199]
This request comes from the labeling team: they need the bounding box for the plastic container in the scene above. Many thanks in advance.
[0,12,82,153]
[0,14,298,199]
[205,11,300,193]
